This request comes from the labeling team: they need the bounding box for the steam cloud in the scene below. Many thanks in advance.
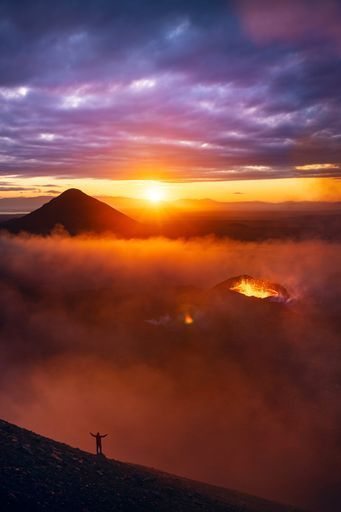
[0,233,340,511]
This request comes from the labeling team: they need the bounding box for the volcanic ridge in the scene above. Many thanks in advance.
[0,419,304,512]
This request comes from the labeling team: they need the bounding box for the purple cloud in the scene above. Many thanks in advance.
[0,0,340,182]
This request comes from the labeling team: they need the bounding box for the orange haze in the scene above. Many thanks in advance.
[0,233,340,512]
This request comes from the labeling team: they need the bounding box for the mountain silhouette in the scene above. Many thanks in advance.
[1,189,141,236]
[0,418,303,512]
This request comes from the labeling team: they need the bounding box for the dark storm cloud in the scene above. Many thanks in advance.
[0,0,340,180]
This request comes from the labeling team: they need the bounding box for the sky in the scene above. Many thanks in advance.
[0,0,341,201]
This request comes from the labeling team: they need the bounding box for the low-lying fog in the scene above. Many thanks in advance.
[0,233,340,511]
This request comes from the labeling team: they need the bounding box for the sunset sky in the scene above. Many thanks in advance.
[0,0,340,202]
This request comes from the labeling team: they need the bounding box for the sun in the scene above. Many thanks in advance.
[145,183,165,203]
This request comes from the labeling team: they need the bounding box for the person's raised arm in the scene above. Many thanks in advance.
[90,432,95,437]
[101,434,108,438]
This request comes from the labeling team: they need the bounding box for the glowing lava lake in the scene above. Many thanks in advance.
[223,275,290,302]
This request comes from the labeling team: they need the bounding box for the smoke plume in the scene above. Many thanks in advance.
[0,233,340,511]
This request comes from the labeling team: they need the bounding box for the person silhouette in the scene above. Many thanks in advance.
[90,432,108,455]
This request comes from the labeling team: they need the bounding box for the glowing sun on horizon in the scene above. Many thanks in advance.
[145,183,166,203]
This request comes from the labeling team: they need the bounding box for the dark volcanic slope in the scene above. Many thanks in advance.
[1,189,140,236]
[0,419,303,512]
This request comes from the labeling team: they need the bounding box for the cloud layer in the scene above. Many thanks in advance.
[0,0,340,182]
[0,233,340,511]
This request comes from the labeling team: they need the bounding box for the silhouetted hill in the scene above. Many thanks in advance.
[0,419,303,512]
[2,189,339,241]
[1,189,140,236]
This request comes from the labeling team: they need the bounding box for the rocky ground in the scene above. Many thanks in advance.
[0,419,305,512]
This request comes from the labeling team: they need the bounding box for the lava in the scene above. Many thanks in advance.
[184,313,194,325]
[226,275,290,302]
[230,278,279,299]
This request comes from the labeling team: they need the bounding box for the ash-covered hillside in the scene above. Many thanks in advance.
[0,419,303,512]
